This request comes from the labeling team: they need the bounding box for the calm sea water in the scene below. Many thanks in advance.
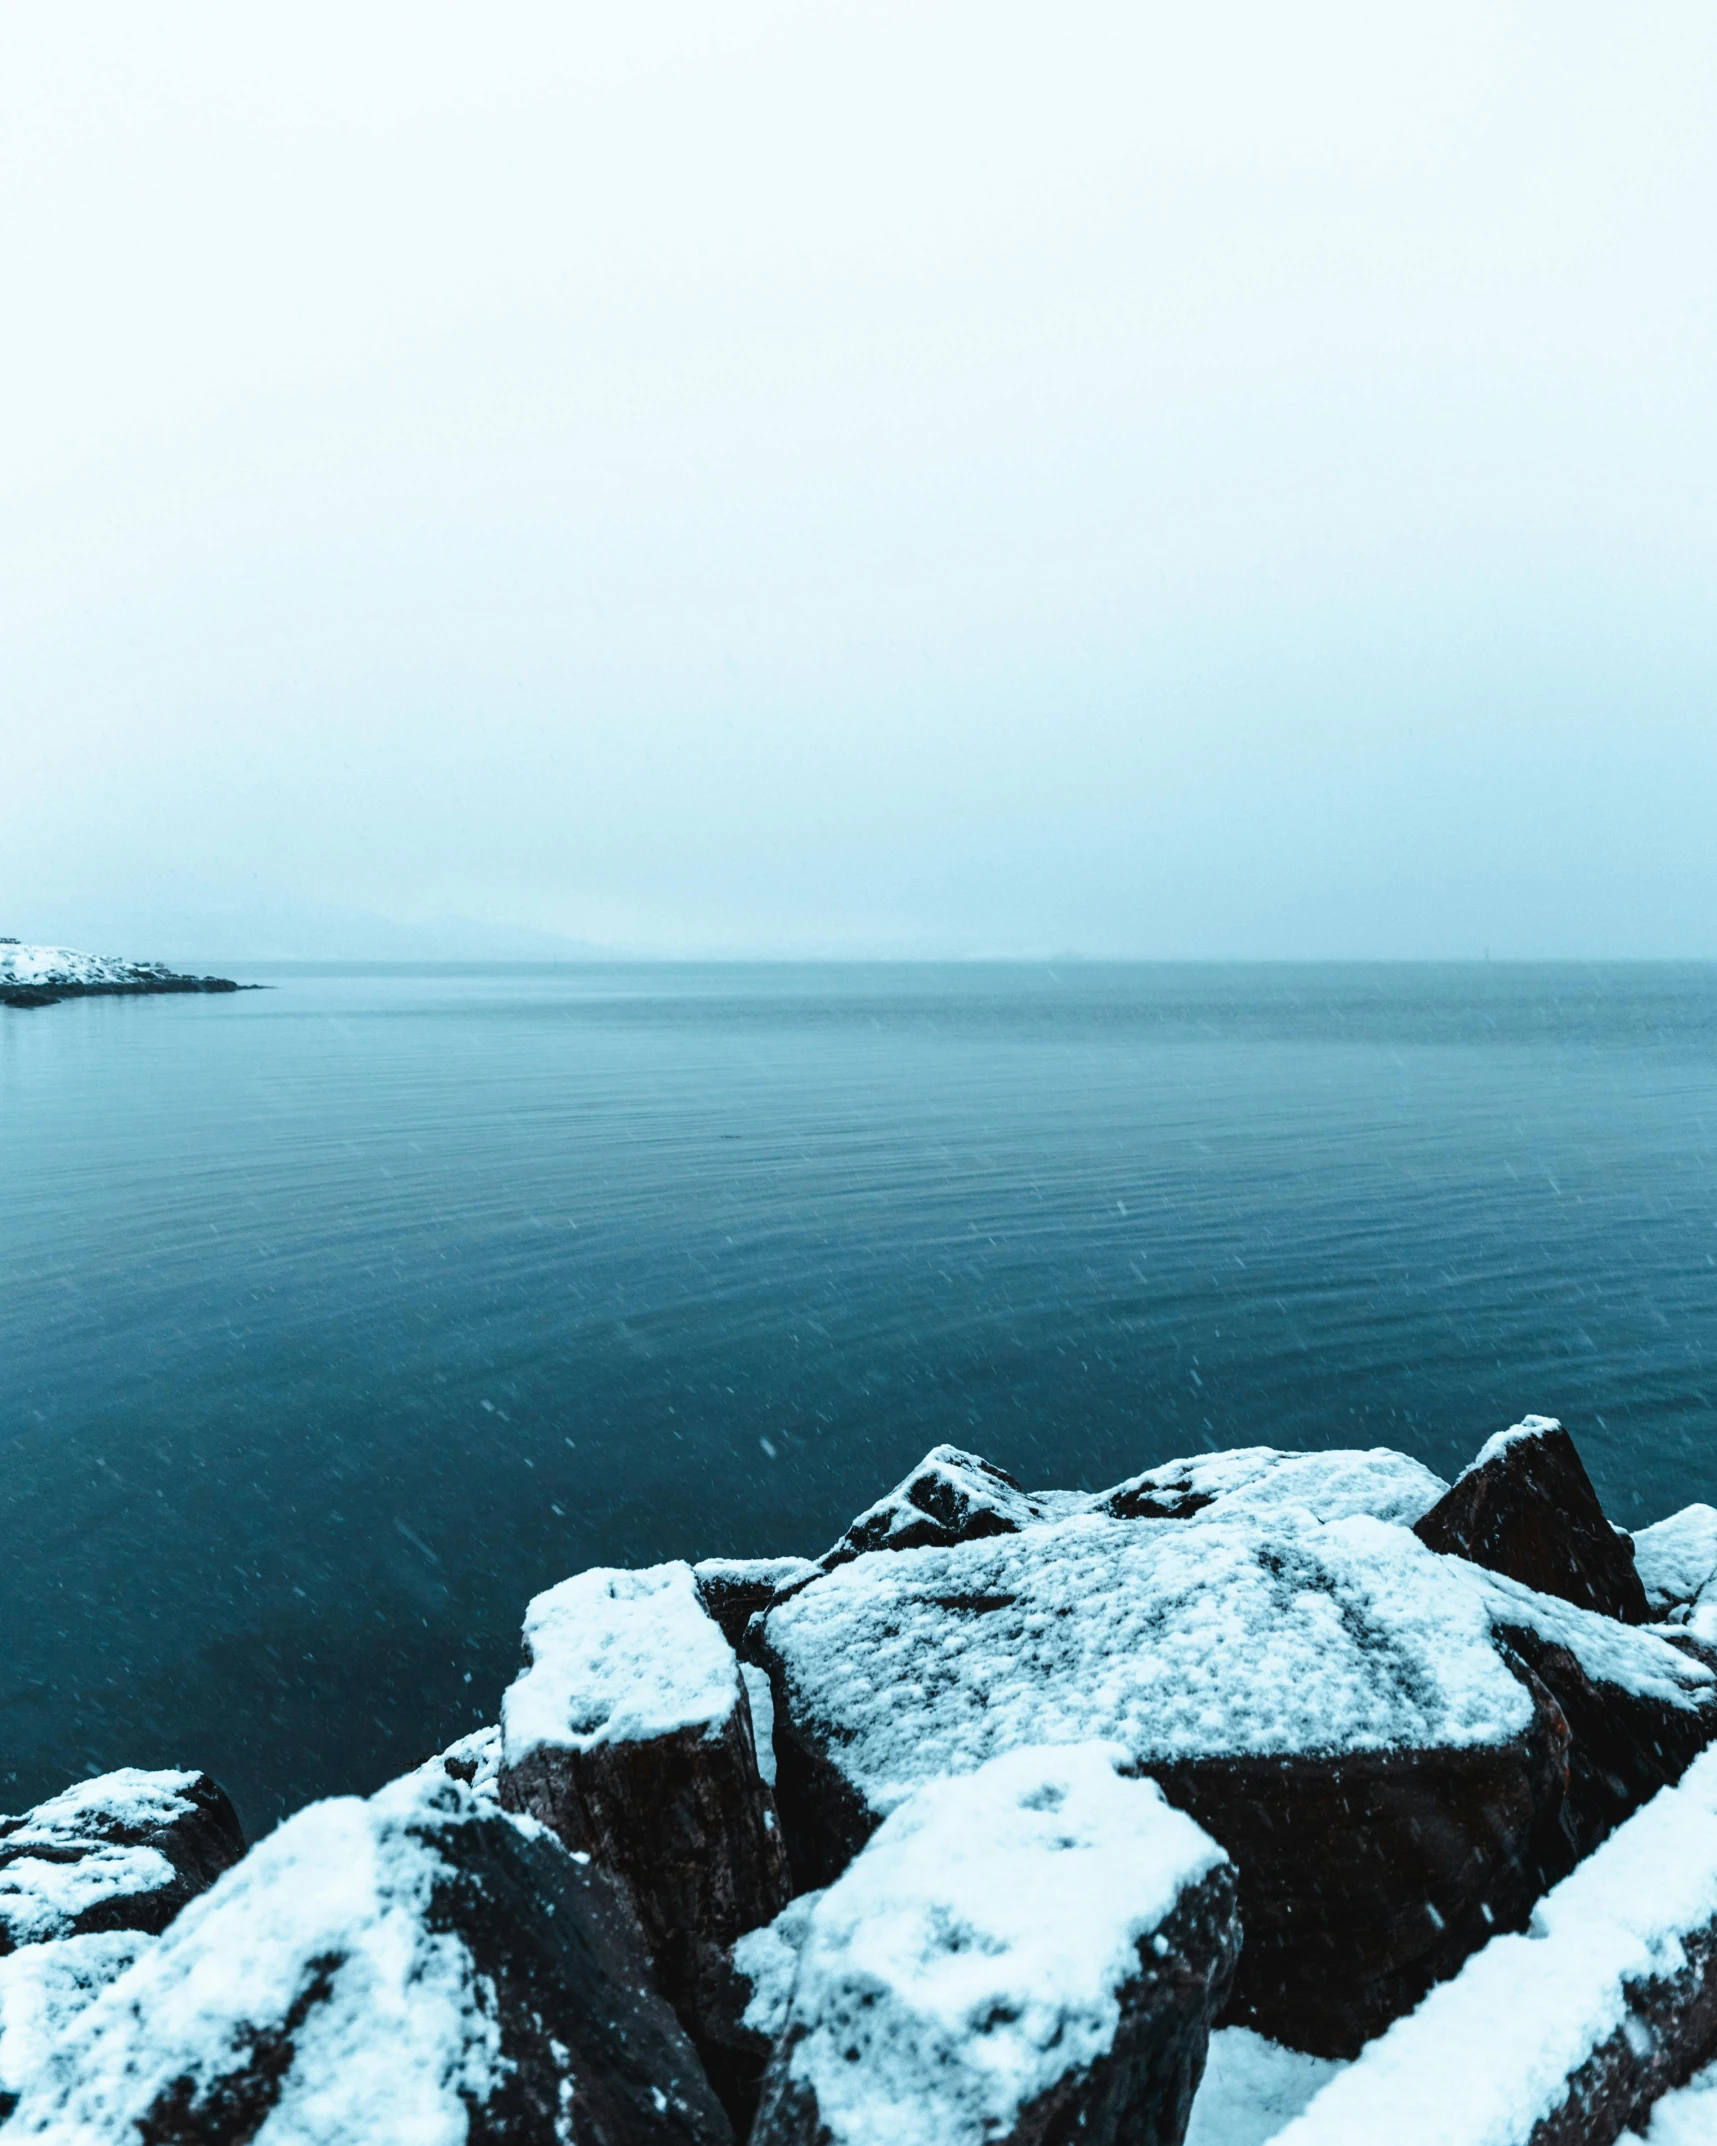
[3,962,1716,1833]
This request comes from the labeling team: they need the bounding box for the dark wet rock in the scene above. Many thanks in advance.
[694,1557,821,1647]
[756,1507,1717,2055]
[1274,1743,1717,2146]
[1158,1718,1570,2057]
[0,976,242,1008]
[1414,1415,1650,1623]
[1488,1602,1717,1866]
[0,1770,244,1954]
[497,1560,791,2092]
[749,1744,1238,2146]
[4,1769,732,2144]
[1097,1446,1447,1527]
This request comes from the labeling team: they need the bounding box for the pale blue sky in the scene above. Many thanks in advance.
[4,1,1714,957]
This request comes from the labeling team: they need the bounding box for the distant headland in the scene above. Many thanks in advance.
[0,940,251,1009]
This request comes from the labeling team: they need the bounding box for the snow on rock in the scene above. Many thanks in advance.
[498,1562,789,2099]
[0,943,238,1008]
[1098,1447,1448,1528]
[502,1562,742,1758]
[5,1768,732,2146]
[1183,2028,1347,2146]
[422,1725,502,1804]
[814,1444,1052,1574]
[695,1558,823,1647]
[1415,1415,1651,1624]
[0,945,175,989]
[0,1769,244,1953]
[1634,1507,1717,1624]
[731,1891,826,2047]
[763,1513,1539,1813]
[0,1933,151,2116]
[1633,2060,1717,2144]
[755,1511,1619,2051]
[1275,1741,1717,2146]
[740,1666,777,1786]
[748,1743,1239,2146]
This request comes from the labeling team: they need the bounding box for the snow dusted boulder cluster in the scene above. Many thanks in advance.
[7,1415,1717,2144]
[5,1772,728,2143]
[753,1446,1717,2057]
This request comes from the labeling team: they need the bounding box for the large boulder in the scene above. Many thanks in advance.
[1097,1446,1447,1528]
[1274,1742,1717,2146]
[749,1744,1239,2146]
[4,1769,731,2144]
[756,1508,1715,2055]
[497,1562,791,2067]
[0,1770,244,1954]
[1414,1415,1650,1623]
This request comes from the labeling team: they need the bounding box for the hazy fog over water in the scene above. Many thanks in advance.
[4,2,1715,958]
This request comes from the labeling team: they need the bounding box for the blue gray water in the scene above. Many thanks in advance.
[3,962,1716,1834]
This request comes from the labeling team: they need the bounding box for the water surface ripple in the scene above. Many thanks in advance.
[3,961,1715,1829]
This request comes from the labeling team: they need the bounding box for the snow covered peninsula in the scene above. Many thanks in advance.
[0,941,243,1009]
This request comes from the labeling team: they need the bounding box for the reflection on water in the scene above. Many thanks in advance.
[2,962,1715,1829]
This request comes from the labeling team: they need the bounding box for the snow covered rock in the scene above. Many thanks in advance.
[813,1444,1051,1574]
[1633,2058,1717,2145]
[1272,1741,1717,2146]
[728,1890,825,2048]
[0,1932,151,2119]
[748,1743,1239,2146]
[1097,1446,1448,1528]
[424,1724,502,1803]
[694,1557,822,1647]
[498,1562,790,2063]
[0,1769,244,1953]
[757,1509,1578,2053]
[1634,1506,1717,1630]
[1182,2029,1346,2146]
[4,1768,732,2145]
[1415,1415,1651,1624]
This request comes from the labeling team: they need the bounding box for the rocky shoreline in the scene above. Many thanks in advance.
[0,941,246,1009]
[5,1417,1717,2143]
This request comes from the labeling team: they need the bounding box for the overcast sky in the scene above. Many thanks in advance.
[4,1,1714,958]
